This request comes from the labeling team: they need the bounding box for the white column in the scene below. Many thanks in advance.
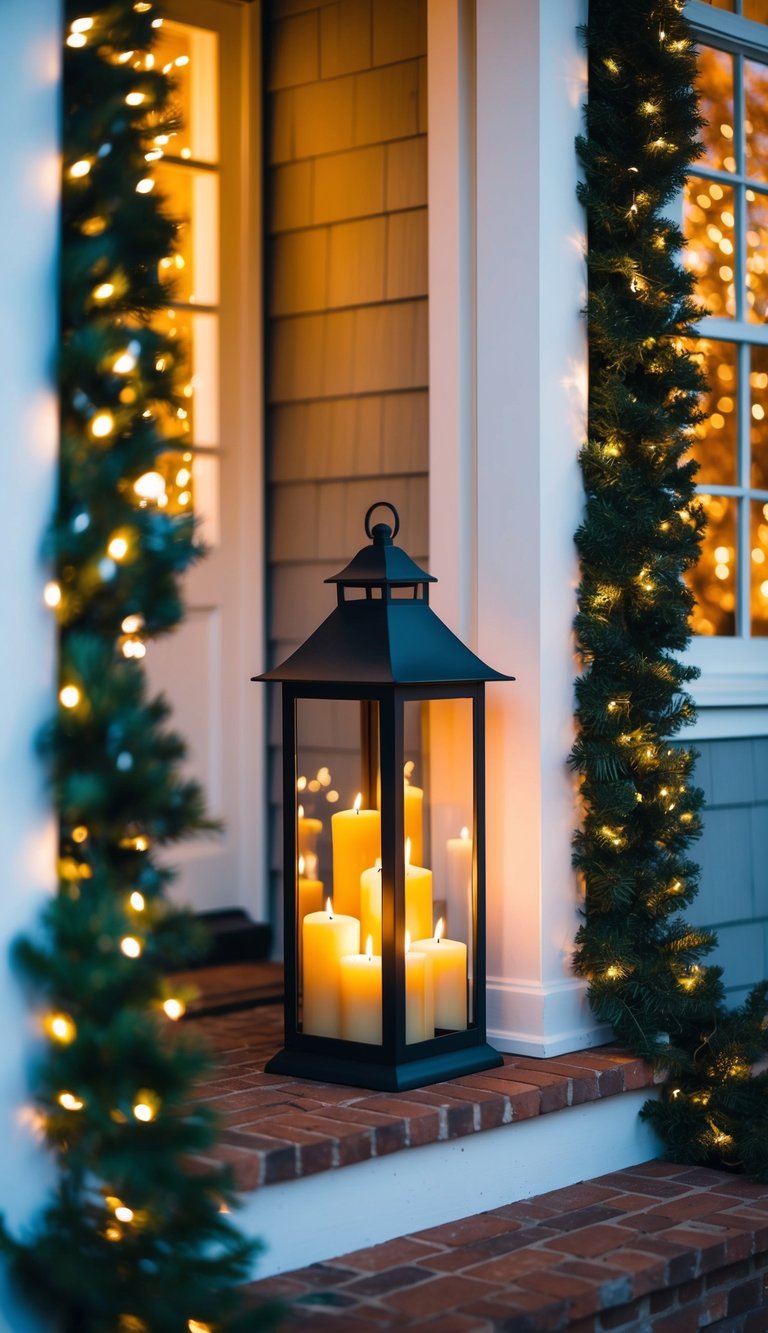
[430,0,609,1054]
[0,3,60,1328]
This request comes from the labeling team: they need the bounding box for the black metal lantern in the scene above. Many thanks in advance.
[253,502,513,1091]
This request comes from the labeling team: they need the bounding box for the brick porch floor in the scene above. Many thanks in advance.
[182,968,768,1330]
[244,1162,768,1331]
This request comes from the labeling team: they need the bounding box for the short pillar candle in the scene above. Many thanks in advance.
[340,937,382,1044]
[412,918,467,1030]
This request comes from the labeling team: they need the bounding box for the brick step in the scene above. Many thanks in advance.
[245,1161,768,1332]
[187,1005,658,1194]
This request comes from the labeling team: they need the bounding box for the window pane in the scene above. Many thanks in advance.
[683,177,736,316]
[750,345,768,487]
[155,162,219,308]
[695,47,736,173]
[698,0,736,10]
[689,339,738,485]
[746,190,768,321]
[687,494,738,636]
[751,500,768,634]
[152,308,219,448]
[156,22,219,165]
[744,0,768,22]
[745,59,768,183]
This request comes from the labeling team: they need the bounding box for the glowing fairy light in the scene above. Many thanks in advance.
[91,411,114,438]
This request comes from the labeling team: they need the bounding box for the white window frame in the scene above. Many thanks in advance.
[683,1,768,719]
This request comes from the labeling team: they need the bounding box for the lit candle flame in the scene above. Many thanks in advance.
[405,837,412,869]
[434,917,444,943]
[365,934,373,960]
[460,826,470,841]
[405,931,411,955]
[353,792,362,814]
[325,897,333,918]
[298,855,305,876]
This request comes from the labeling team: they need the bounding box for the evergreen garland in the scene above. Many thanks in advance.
[573,0,768,1180]
[1,4,276,1328]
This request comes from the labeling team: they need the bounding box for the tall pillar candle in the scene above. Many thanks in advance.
[404,779,424,866]
[331,793,380,918]
[298,804,322,860]
[302,902,360,1038]
[445,826,473,940]
[412,919,467,1030]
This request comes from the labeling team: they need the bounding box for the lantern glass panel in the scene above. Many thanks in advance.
[294,696,381,1040]
[403,697,475,1032]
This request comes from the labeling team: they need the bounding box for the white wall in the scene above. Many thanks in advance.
[429,0,607,1054]
[0,2,60,1328]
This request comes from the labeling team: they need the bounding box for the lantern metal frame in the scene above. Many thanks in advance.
[254,502,512,1092]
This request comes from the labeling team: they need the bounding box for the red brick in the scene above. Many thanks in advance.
[649,1283,676,1312]
[342,1263,434,1297]
[416,1315,494,1332]
[727,1276,764,1316]
[412,1212,516,1247]
[404,1087,477,1137]
[652,1309,703,1332]
[451,1071,542,1119]
[603,1247,669,1300]
[599,1296,645,1328]
[508,1057,600,1103]
[330,1235,444,1272]
[383,1273,501,1318]
[461,1246,565,1284]
[543,1224,636,1258]
[535,1182,620,1211]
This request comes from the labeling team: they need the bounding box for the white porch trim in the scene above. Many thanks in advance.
[1,4,60,1329]
[428,0,600,1054]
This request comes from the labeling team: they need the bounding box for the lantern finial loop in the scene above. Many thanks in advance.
[364,500,400,543]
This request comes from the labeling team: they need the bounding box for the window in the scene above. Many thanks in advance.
[684,3,768,644]
[148,17,220,545]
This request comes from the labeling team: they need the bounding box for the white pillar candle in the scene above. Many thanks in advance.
[331,793,381,919]
[445,825,473,941]
[302,900,360,1038]
[412,918,467,1030]
[340,936,382,1044]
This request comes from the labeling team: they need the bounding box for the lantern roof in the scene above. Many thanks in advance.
[255,502,513,686]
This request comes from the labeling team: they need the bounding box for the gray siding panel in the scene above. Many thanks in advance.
[691,737,768,1001]
[264,0,429,937]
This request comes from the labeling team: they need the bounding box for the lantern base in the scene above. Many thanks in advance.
[264,1041,503,1092]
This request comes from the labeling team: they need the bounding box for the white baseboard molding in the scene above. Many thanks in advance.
[486,974,612,1056]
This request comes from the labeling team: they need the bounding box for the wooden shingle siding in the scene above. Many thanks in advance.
[264,0,429,928]
[687,737,768,1004]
